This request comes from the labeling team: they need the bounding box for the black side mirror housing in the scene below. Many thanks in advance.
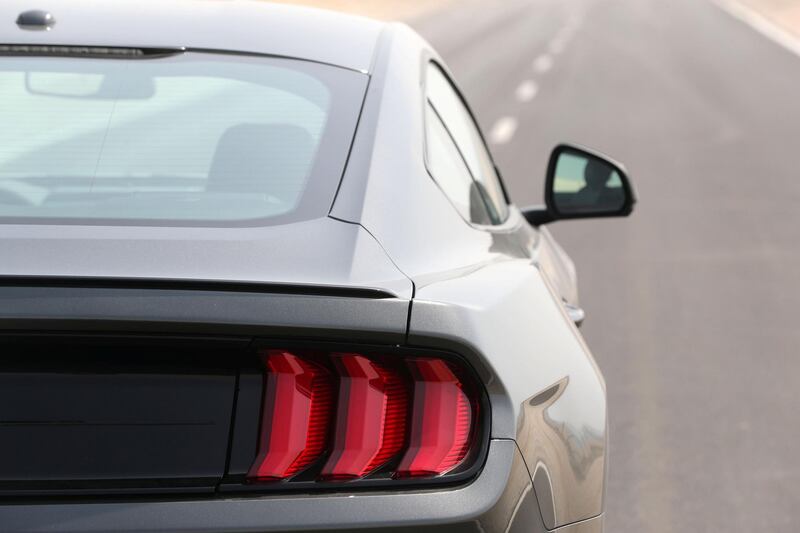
[523,144,637,226]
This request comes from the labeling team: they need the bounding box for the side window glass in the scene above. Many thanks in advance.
[426,64,509,224]
[425,104,492,225]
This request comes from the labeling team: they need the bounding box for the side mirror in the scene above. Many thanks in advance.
[524,144,636,226]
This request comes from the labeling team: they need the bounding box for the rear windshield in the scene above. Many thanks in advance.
[0,51,367,225]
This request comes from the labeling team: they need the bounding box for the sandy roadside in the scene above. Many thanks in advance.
[264,0,454,21]
[738,0,800,36]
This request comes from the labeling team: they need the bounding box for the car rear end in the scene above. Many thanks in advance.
[0,283,539,533]
[0,11,539,531]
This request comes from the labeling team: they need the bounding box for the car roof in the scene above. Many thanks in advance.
[0,0,386,73]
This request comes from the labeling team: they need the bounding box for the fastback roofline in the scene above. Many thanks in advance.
[0,44,372,73]
[0,0,385,73]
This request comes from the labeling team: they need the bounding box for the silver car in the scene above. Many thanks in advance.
[0,1,635,532]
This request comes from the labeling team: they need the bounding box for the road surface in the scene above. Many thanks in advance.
[408,0,800,531]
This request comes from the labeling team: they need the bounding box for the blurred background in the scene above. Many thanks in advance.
[277,0,799,531]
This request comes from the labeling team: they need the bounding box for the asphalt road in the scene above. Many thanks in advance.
[408,1,800,531]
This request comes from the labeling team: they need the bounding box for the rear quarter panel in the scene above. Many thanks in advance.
[409,260,607,530]
[327,22,606,530]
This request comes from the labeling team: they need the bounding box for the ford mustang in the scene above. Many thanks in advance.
[0,1,635,532]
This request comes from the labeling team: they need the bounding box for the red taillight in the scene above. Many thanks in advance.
[247,350,334,481]
[395,359,473,478]
[321,354,408,480]
[246,349,480,485]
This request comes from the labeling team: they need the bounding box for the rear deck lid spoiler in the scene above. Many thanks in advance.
[0,278,409,343]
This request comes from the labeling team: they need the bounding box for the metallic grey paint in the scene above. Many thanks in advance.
[0,218,413,299]
[331,24,606,529]
[0,3,612,532]
[0,286,410,342]
[409,266,607,530]
[1,0,383,73]
[0,441,553,533]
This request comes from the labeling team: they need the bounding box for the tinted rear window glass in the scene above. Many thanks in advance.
[426,64,509,224]
[425,104,492,225]
[0,52,367,226]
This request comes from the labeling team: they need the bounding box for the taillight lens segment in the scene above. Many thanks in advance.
[395,358,473,478]
[247,349,481,485]
[247,351,334,481]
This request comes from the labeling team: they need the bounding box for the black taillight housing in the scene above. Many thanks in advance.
[230,345,487,491]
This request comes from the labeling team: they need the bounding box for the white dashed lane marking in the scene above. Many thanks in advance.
[532,54,554,74]
[549,36,568,55]
[548,14,582,55]
[488,116,518,145]
[515,80,539,102]
[492,16,586,146]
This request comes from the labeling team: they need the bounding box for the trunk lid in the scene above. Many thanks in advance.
[0,217,412,299]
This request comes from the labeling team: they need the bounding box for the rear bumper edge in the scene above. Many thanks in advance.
[0,440,523,533]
